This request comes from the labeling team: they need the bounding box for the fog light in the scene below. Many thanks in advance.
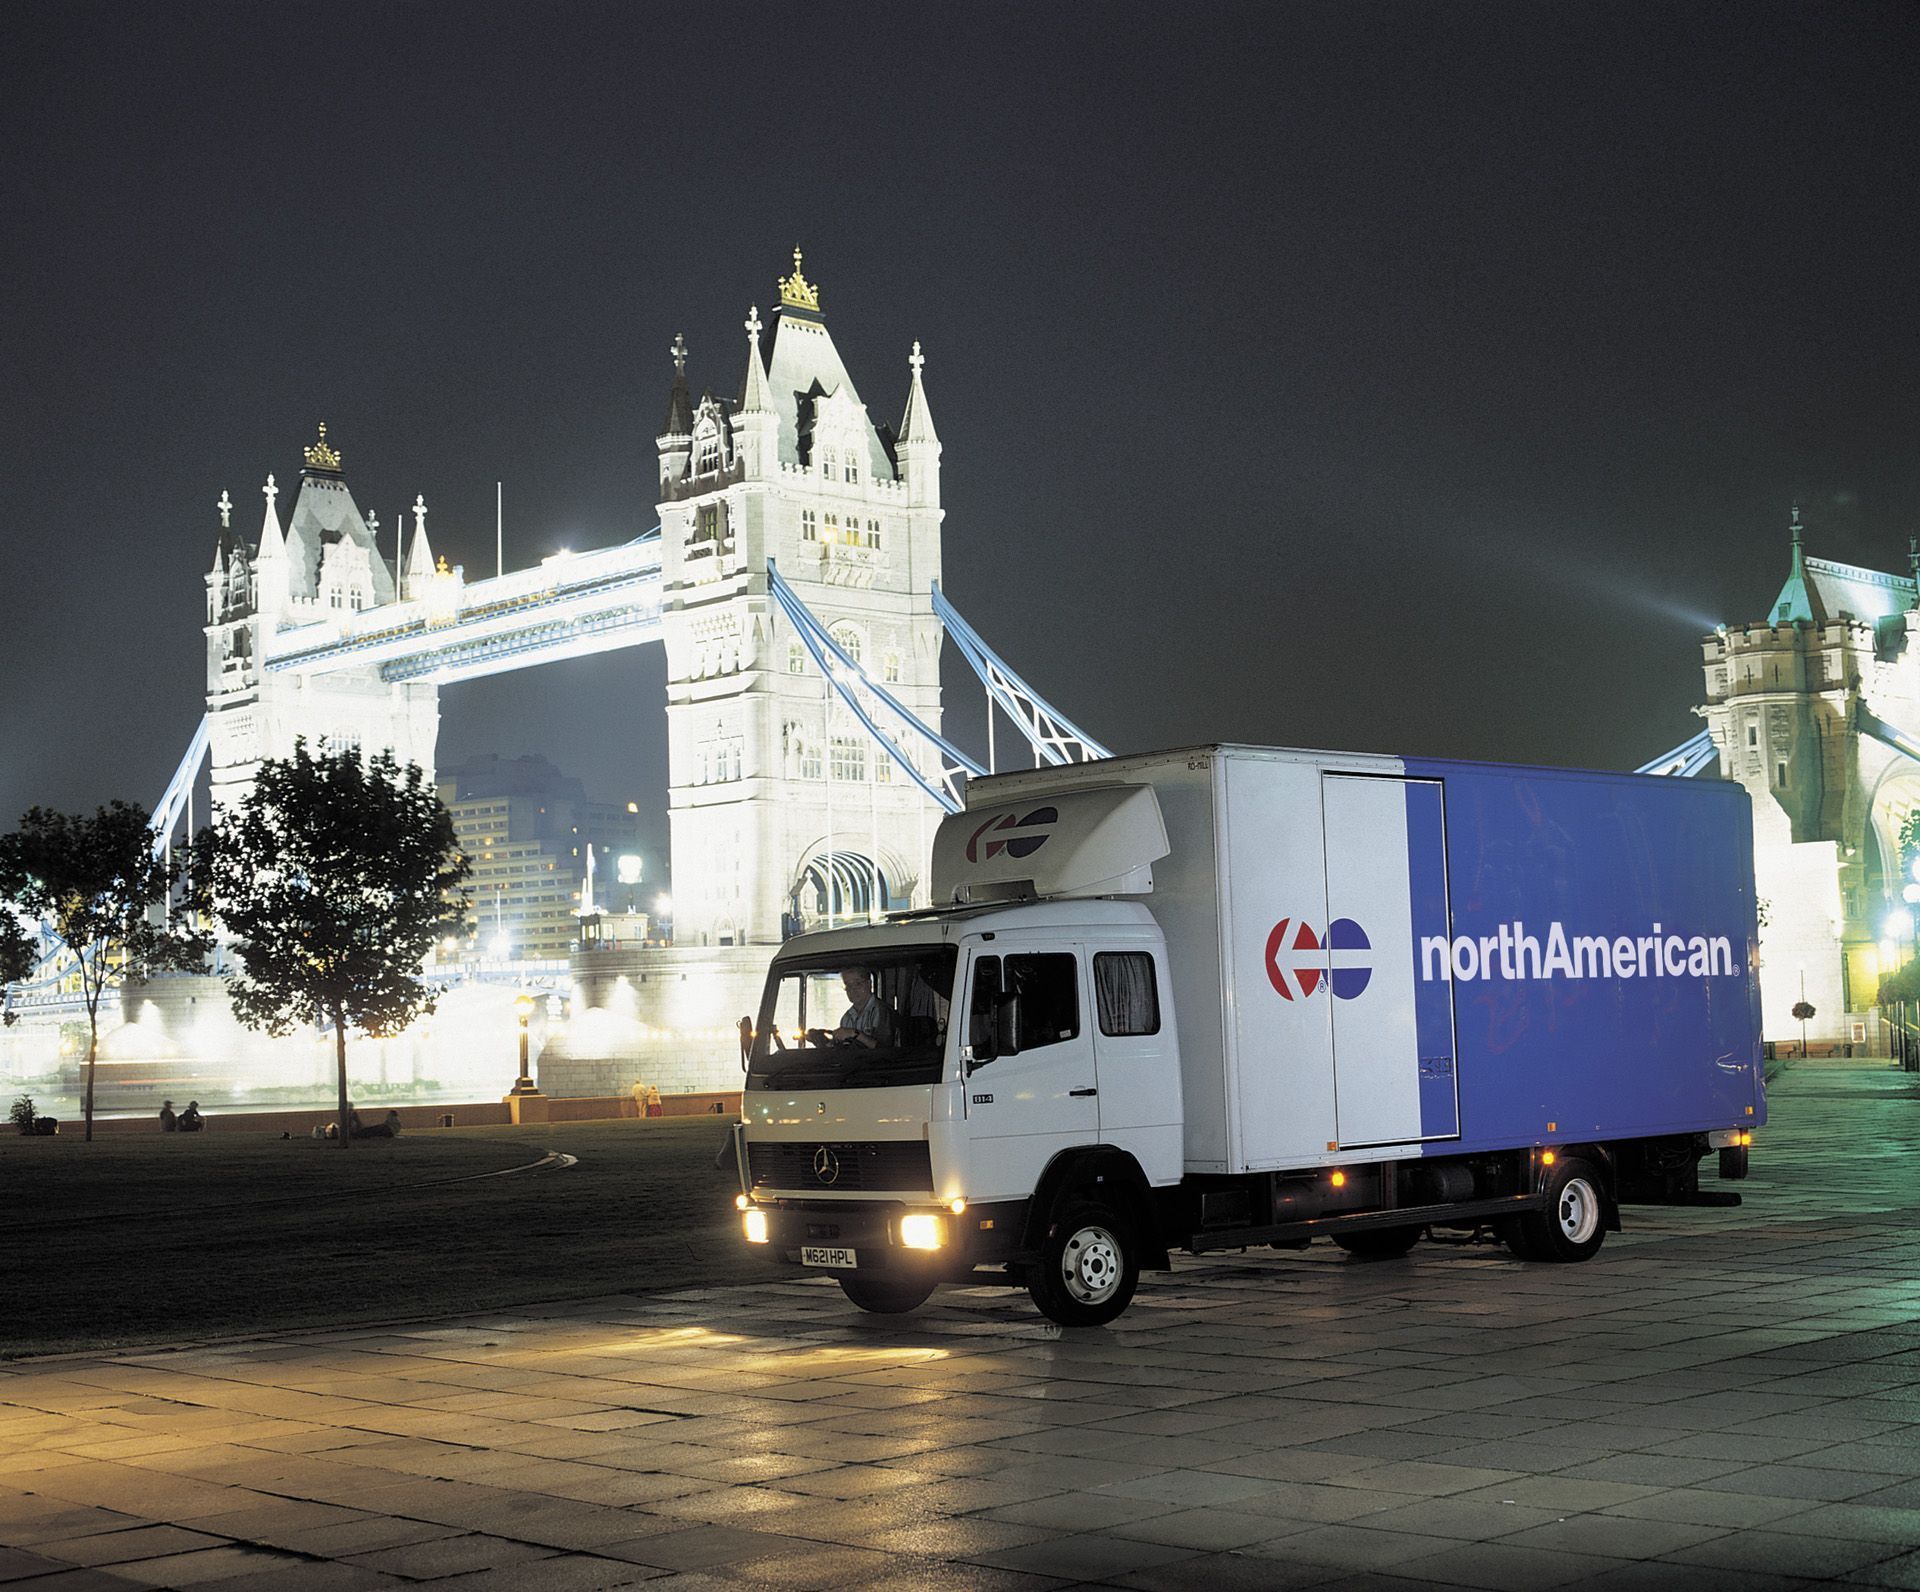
[743,1208,769,1244]
[899,1213,945,1250]
[735,1193,751,1211]
[948,1198,968,1215]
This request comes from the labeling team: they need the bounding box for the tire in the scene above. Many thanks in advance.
[1333,1225,1421,1259]
[1514,1158,1607,1263]
[1027,1200,1140,1327]
[1500,1218,1541,1261]
[839,1275,937,1314]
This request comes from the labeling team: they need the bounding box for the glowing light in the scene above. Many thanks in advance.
[1887,910,1915,940]
[1542,1150,1558,1166]
[1903,884,1920,905]
[616,854,643,885]
[735,1193,751,1211]
[899,1213,944,1250]
[743,1209,769,1244]
[948,1198,967,1215]
[490,932,512,959]
[654,894,672,916]
[1880,940,1899,967]
[1329,1170,1346,1188]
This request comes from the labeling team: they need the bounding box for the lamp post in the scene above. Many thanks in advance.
[510,992,539,1096]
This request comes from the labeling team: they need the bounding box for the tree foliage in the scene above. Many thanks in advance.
[210,743,470,1144]
[0,802,213,1139]
[0,911,33,1022]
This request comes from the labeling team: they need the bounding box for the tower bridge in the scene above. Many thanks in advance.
[4,252,1111,1099]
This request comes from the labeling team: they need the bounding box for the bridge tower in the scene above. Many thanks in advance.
[657,252,945,946]
[1699,510,1920,1042]
[204,427,440,812]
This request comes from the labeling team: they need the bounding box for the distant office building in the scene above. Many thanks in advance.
[437,754,657,959]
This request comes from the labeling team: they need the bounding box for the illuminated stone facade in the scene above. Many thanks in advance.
[1700,514,1920,1042]
[656,253,947,946]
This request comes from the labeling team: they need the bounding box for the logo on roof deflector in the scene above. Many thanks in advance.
[965,806,1058,864]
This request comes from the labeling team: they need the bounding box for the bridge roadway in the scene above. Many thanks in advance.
[6,1060,1920,1589]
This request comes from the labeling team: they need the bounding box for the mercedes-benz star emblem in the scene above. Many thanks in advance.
[812,1145,841,1185]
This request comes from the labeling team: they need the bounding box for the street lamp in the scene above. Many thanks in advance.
[511,992,539,1096]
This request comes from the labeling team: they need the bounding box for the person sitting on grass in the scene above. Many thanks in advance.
[177,1101,204,1133]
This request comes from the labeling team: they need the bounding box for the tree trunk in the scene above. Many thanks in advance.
[335,1009,351,1149]
[83,1019,97,1144]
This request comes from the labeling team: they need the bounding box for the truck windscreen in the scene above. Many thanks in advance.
[747,946,958,1090]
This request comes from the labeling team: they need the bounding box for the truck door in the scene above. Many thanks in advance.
[961,946,1099,1202]
[1322,773,1461,1146]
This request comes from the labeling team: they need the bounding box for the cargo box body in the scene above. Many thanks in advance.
[970,745,1766,1177]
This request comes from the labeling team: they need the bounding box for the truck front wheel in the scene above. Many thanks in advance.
[839,1276,937,1314]
[1028,1201,1139,1327]
[1514,1158,1607,1263]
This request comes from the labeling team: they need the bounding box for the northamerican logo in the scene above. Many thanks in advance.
[966,805,1058,863]
[1266,917,1373,1002]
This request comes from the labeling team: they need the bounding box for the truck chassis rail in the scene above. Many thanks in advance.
[1185,1191,1544,1254]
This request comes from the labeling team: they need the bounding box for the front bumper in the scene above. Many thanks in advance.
[743,1196,1026,1279]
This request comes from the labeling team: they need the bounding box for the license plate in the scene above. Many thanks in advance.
[801,1245,857,1269]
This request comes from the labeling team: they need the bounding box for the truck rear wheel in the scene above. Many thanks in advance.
[1514,1158,1607,1263]
[839,1276,936,1314]
[1028,1201,1139,1327]
[1333,1226,1421,1259]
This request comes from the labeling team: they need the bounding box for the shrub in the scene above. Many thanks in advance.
[9,1094,36,1136]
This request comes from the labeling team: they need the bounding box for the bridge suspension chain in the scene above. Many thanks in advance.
[931,581,1112,767]
[1637,729,1717,778]
[765,561,985,815]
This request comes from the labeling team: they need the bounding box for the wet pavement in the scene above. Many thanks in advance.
[6,1059,1920,1590]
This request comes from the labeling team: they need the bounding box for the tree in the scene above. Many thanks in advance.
[0,911,34,1023]
[210,743,470,1146]
[0,804,213,1140]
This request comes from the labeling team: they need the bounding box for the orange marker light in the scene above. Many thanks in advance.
[1330,1170,1347,1188]
[1541,1150,1557,1166]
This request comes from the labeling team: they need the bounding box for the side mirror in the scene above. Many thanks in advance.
[993,994,1023,1059]
[737,1015,754,1072]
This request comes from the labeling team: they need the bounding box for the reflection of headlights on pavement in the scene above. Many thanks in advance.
[898,1213,945,1250]
[743,1209,769,1244]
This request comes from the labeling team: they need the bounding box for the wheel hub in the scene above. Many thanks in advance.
[1063,1226,1120,1302]
[1557,1179,1598,1244]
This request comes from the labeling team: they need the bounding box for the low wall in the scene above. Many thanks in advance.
[66,1091,742,1138]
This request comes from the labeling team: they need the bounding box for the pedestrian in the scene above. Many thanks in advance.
[645,1084,663,1118]
[158,1099,177,1133]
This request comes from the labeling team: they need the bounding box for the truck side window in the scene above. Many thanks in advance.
[1093,951,1160,1037]
[1005,953,1080,1052]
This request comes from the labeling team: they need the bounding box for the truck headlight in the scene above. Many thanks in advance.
[899,1213,945,1250]
[743,1208,769,1244]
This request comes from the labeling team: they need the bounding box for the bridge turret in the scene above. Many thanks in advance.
[897,340,940,511]
[656,333,693,489]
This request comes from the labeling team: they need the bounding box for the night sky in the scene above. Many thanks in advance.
[6,3,1917,858]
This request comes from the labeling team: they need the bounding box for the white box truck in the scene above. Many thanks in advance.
[733,745,1764,1325]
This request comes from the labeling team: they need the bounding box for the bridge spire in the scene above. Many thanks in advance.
[740,305,771,413]
[257,472,285,562]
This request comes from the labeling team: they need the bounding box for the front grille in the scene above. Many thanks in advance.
[749,1139,933,1194]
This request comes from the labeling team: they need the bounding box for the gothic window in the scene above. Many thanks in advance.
[801,509,817,542]
[821,446,837,480]
[788,641,806,675]
[1777,761,1788,787]
[696,504,720,544]
[830,623,862,665]
[824,513,838,544]
[883,652,901,684]
[875,752,892,784]
[801,739,823,780]
[831,736,868,782]
[1747,725,1758,748]
[845,452,858,484]
[695,432,721,475]
[867,518,880,548]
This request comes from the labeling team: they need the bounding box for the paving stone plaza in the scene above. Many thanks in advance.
[5,1060,1920,1590]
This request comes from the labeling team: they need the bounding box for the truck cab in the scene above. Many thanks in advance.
[737,898,1182,1321]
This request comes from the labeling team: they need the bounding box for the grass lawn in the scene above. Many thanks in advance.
[1,1117,757,1359]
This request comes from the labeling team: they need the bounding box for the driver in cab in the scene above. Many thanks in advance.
[805,968,888,1049]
